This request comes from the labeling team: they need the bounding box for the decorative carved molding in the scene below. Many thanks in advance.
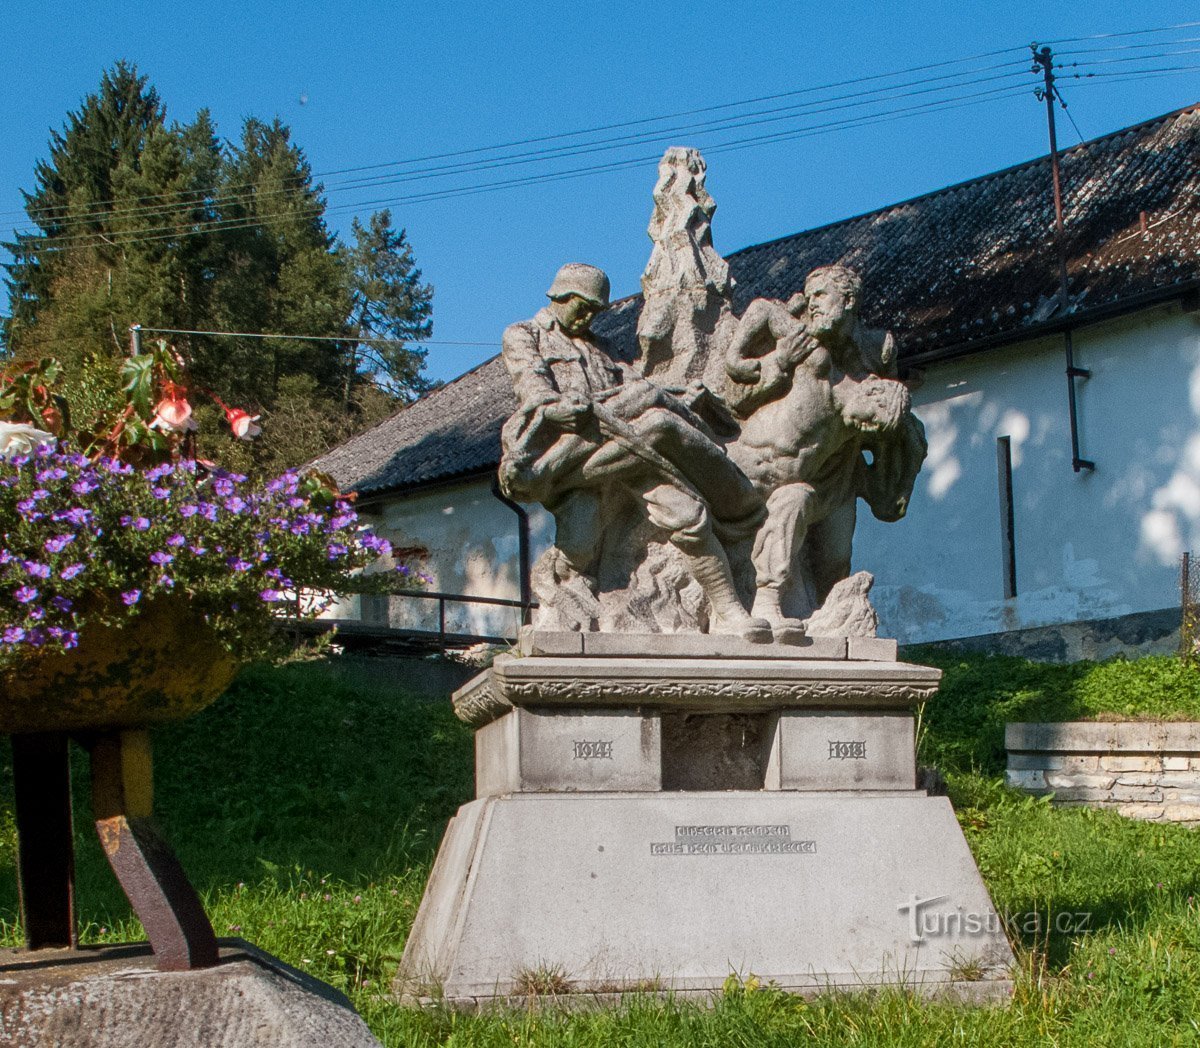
[453,681,513,727]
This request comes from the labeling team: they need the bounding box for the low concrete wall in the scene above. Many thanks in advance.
[1006,721,1200,825]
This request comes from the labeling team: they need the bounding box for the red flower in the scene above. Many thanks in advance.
[224,407,262,440]
[151,395,198,433]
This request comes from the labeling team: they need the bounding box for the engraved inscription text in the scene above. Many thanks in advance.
[828,740,867,760]
[651,824,817,856]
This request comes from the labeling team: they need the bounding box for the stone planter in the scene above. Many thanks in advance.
[1006,722,1200,825]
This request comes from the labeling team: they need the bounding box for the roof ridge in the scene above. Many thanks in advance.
[727,101,1200,261]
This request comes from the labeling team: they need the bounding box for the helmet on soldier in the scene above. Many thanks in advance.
[546,263,611,309]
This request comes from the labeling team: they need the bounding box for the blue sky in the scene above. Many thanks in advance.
[3,1,1198,384]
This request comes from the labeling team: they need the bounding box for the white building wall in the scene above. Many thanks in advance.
[365,478,553,639]
[858,303,1200,643]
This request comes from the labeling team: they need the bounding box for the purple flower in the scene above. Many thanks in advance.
[44,534,75,554]
[146,463,173,481]
[224,496,247,514]
[200,503,218,523]
[213,478,235,497]
[326,543,348,559]
[71,477,99,495]
[259,589,286,602]
[133,517,151,532]
[166,533,186,547]
[57,508,90,526]
[180,504,199,518]
[17,498,38,516]
[3,626,27,644]
[156,575,175,589]
[286,497,307,509]
[36,467,67,482]
[330,513,357,530]
[227,558,252,572]
[14,586,38,604]
[27,606,44,622]
[23,562,51,579]
[188,545,208,556]
[0,550,10,564]
[149,551,174,566]
[31,488,50,501]
[60,563,85,580]
[50,595,73,612]
[121,589,142,606]
[151,486,171,500]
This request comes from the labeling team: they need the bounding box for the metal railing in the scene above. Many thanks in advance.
[339,587,539,648]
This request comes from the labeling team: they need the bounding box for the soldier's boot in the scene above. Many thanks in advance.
[686,549,771,643]
[751,585,807,631]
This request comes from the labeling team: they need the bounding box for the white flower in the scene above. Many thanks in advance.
[0,421,57,460]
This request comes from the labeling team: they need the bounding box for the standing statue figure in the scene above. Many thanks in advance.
[725,265,927,627]
[499,263,770,638]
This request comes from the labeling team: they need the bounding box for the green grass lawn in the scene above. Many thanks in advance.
[3,653,1200,1046]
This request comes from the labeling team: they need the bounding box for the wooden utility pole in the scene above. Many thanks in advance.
[1032,45,1094,473]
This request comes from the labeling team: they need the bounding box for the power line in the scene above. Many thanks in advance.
[138,326,497,347]
[1040,19,1200,44]
[8,59,1033,235]
[20,79,1042,253]
[3,42,1033,226]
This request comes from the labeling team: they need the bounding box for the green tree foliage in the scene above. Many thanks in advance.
[2,62,431,472]
[343,210,434,402]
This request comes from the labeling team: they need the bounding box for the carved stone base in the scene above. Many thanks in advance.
[395,791,1013,1005]
[403,650,1014,1004]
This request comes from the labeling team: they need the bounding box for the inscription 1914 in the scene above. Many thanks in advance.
[651,825,817,856]
[573,739,614,760]
[828,740,867,760]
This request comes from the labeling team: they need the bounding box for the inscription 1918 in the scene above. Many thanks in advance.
[828,740,867,760]
[573,739,614,760]
[651,824,817,856]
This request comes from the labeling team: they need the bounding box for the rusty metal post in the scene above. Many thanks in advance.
[12,732,77,949]
[89,730,219,971]
[1182,551,1193,658]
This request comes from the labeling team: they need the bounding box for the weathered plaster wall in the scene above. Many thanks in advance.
[858,303,1200,643]
[333,479,553,639]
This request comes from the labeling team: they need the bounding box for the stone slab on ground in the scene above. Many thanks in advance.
[1006,721,1200,754]
[397,791,1013,1003]
[0,939,380,1048]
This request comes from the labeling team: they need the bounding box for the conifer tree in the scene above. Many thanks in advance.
[2,63,434,471]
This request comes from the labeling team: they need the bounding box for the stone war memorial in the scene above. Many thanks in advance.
[397,147,1015,1005]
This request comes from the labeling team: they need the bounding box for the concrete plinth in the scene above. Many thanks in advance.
[0,940,381,1047]
[404,647,1014,1006]
[397,791,1012,1004]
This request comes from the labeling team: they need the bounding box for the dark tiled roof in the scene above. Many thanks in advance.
[317,104,1200,497]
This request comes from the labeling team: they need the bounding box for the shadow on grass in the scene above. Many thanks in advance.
[0,658,475,932]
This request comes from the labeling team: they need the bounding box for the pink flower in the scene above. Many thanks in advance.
[150,396,198,433]
[224,407,262,440]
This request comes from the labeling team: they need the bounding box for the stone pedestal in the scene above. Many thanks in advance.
[0,940,381,1047]
[398,634,1014,1005]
